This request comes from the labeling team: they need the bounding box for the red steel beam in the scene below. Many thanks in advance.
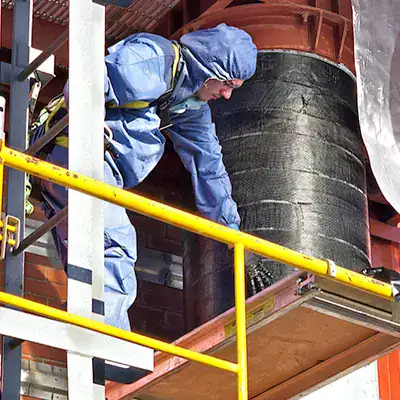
[1,8,68,67]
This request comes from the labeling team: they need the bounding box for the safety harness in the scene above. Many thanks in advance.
[32,43,181,153]
[26,43,181,215]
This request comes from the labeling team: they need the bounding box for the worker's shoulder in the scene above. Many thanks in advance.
[108,32,175,60]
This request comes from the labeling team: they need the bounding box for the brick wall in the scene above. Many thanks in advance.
[129,280,184,342]
[128,212,185,342]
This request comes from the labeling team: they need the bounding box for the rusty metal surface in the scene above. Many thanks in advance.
[176,0,355,73]
[1,0,181,41]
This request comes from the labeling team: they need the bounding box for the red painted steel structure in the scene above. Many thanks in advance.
[2,0,400,398]
[175,0,355,73]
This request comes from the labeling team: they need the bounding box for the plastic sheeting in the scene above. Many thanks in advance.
[352,0,400,214]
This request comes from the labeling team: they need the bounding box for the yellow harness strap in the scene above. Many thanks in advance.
[55,136,69,148]
[53,45,181,149]
[108,43,180,110]
[45,97,66,132]
[44,97,68,148]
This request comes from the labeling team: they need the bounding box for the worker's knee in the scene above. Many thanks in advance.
[104,243,137,329]
[104,232,137,296]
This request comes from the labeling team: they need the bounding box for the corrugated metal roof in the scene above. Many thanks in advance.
[1,0,182,40]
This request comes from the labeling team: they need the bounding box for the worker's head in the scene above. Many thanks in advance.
[179,23,257,100]
[196,78,243,101]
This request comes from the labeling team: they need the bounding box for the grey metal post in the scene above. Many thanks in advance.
[68,0,105,398]
[1,1,32,399]
[0,96,5,139]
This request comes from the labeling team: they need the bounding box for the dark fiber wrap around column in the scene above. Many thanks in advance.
[184,52,370,330]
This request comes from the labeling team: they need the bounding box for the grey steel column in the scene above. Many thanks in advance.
[1,1,32,399]
[0,96,5,139]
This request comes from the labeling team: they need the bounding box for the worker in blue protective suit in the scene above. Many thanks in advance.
[36,23,257,331]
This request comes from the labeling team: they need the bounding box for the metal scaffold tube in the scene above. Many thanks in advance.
[0,290,239,374]
[0,144,393,302]
[17,30,69,82]
[234,243,248,400]
[13,207,68,256]
[24,114,68,155]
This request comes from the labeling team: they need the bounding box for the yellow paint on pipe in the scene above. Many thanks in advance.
[0,145,393,301]
[234,243,248,400]
[0,160,3,219]
[0,290,239,373]
[3,238,16,247]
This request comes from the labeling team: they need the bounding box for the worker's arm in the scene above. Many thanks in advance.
[166,103,240,228]
[65,36,175,108]
[104,38,174,106]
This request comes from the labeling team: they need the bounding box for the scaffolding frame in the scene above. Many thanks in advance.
[0,1,396,399]
[0,141,395,399]
[1,1,153,399]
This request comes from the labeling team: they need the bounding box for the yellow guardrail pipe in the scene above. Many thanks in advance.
[0,290,239,373]
[234,243,248,399]
[0,143,393,302]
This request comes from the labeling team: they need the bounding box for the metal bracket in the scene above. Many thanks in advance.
[0,215,21,260]
[326,258,337,278]
[296,273,316,296]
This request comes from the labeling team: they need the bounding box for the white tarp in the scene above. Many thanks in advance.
[352,0,400,214]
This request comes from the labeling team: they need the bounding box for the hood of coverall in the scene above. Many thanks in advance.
[175,23,258,101]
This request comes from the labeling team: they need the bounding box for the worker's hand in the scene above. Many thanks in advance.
[227,223,240,249]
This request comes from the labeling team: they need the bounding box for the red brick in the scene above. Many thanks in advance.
[22,342,67,363]
[29,200,46,221]
[165,225,183,242]
[129,304,184,342]
[22,354,66,369]
[25,252,54,268]
[129,213,166,235]
[140,280,183,313]
[24,293,48,306]
[165,311,184,333]
[48,298,67,310]
[46,268,67,285]
[147,235,182,256]
[24,264,47,281]
[136,230,147,247]
[129,304,165,337]
[24,278,67,300]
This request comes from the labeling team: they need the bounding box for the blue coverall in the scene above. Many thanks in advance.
[38,24,257,330]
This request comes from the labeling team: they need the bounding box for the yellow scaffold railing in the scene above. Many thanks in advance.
[0,141,394,400]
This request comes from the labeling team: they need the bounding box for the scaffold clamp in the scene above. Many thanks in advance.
[326,259,337,278]
[296,273,316,296]
[0,215,21,260]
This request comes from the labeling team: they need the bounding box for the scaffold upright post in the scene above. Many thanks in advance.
[234,243,248,400]
[67,0,105,398]
[1,1,32,399]
[91,2,106,397]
